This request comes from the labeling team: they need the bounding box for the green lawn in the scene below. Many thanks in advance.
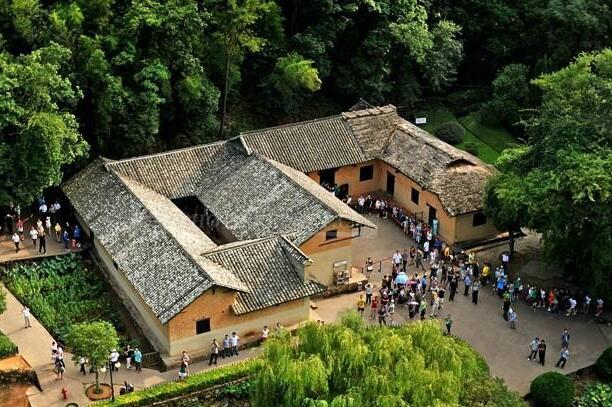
[419,110,517,164]
[458,112,518,152]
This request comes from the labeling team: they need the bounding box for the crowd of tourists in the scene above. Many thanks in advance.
[3,196,83,254]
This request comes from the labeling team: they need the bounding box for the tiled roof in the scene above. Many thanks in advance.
[265,158,376,228]
[380,122,493,215]
[240,105,492,216]
[239,115,368,172]
[63,160,247,324]
[204,236,326,315]
[106,142,225,198]
[195,147,342,245]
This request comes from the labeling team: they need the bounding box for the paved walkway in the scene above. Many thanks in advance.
[0,284,256,407]
[0,231,75,264]
[316,217,612,395]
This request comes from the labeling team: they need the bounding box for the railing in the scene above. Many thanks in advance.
[141,351,161,369]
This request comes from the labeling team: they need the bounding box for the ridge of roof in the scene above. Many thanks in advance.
[105,140,227,169]
[203,235,311,264]
[114,172,249,294]
[238,114,344,136]
[341,104,397,119]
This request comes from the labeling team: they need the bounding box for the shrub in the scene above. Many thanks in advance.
[577,383,612,407]
[530,372,574,407]
[463,141,479,156]
[0,331,18,358]
[251,313,515,407]
[596,347,612,382]
[100,361,253,406]
[2,254,121,343]
[434,121,465,145]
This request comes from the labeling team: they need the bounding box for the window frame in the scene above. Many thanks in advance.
[411,188,420,205]
[196,318,211,335]
[325,230,338,241]
[472,212,487,227]
[359,165,374,182]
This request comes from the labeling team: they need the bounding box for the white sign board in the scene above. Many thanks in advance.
[415,117,427,125]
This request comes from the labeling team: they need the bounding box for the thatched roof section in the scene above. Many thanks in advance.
[381,122,493,216]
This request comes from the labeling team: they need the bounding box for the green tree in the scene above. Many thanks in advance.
[422,20,463,93]
[66,321,119,393]
[480,64,530,127]
[251,311,523,407]
[210,0,274,136]
[266,53,321,113]
[0,43,88,205]
[485,50,612,298]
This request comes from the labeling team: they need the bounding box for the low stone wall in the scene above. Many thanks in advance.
[0,368,39,388]
[313,279,368,298]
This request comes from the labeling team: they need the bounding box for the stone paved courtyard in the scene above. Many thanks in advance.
[314,216,612,395]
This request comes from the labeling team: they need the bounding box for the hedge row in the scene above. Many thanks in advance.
[0,330,18,359]
[99,360,253,406]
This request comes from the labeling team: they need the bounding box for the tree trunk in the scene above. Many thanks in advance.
[218,51,231,138]
[95,368,100,393]
[508,229,515,260]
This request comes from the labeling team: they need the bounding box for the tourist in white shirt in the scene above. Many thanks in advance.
[230,332,239,356]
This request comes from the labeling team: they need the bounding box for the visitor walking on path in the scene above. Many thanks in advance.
[133,348,142,371]
[230,332,240,356]
[538,340,547,366]
[556,347,570,368]
[509,308,517,329]
[471,279,480,304]
[209,339,219,366]
[12,232,20,252]
[222,335,230,358]
[528,338,540,361]
[561,329,570,349]
[444,314,453,335]
[22,306,31,328]
[357,295,366,316]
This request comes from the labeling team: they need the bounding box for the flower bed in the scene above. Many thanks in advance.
[2,254,122,343]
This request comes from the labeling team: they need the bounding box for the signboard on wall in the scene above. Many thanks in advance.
[415,117,427,125]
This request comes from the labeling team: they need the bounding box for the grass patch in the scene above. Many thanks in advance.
[0,331,18,359]
[2,254,123,344]
[421,110,458,134]
[420,109,517,164]
[458,113,518,152]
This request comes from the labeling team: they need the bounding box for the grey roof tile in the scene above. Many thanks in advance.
[63,160,246,324]
[239,115,368,172]
[204,236,326,315]
[106,142,225,198]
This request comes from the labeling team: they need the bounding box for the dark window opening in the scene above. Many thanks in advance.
[386,172,395,195]
[472,212,487,227]
[411,188,420,205]
[359,165,374,181]
[325,230,338,240]
[196,318,211,334]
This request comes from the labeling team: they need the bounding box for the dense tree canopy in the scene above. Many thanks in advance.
[485,49,612,298]
[251,312,524,407]
[0,0,609,205]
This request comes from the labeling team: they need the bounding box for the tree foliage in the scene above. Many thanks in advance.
[251,312,523,407]
[480,64,530,127]
[66,321,119,392]
[0,43,88,205]
[485,49,612,298]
